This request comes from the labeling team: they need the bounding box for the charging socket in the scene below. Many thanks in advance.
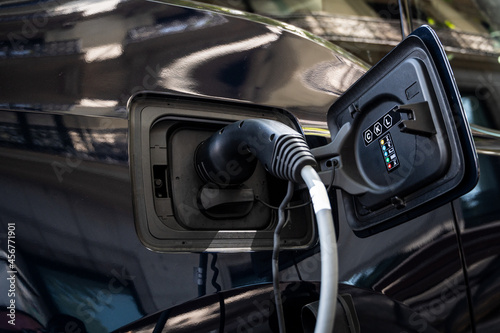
[129,94,315,252]
[163,120,274,230]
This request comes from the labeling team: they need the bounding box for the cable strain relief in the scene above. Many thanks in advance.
[271,134,317,182]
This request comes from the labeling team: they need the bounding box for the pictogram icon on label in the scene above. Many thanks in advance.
[374,122,382,136]
[383,115,392,128]
[364,130,373,144]
[362,108,401,146]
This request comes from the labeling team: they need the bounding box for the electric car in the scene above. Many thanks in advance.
[0,0,499,332]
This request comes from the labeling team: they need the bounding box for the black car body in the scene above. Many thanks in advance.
[1,0,499,332]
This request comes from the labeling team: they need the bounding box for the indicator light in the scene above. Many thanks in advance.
[379,132,399,173]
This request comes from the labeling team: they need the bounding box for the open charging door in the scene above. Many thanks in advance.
[313,26,479,236]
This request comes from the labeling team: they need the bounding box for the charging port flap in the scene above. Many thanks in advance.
[315,26,479,236]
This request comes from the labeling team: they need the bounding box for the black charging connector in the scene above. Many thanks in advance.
[195,119,317,185]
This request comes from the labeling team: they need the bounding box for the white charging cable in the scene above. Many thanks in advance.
[301,165,338,333]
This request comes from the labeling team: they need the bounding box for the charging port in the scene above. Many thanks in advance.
[129,95,315,252]
[166,121,278,230]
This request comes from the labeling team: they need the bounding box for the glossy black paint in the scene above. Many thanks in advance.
[117,282,441,333]
[0,0,365,121]
[0,1,486,332]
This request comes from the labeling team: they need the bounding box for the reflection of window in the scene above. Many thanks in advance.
[0,112,128,164]
[459,94,500,224]
[460,154,500,223]
[462,94,497,129]
[37,266,143,333]
[0,39,81,58]
[411,0,488,34]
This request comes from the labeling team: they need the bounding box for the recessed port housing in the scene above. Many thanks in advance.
[129,94,315,252]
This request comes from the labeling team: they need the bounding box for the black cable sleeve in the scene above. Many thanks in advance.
[211,253,222,293]
[153,309,170,333]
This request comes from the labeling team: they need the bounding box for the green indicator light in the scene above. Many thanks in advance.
[386,157,390,163]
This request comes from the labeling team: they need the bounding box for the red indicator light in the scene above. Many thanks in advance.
[388,163,392,169]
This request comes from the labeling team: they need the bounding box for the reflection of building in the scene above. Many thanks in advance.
[260,0,500,131]
[282,8,500,133]
[0,39,81,58]
[0,112,127,163]
[199,0,500,125]
[283,14,500,59]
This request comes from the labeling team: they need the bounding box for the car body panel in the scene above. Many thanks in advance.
[0,1,484,332]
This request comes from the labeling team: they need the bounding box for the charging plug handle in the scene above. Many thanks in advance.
[195,119,316,185]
